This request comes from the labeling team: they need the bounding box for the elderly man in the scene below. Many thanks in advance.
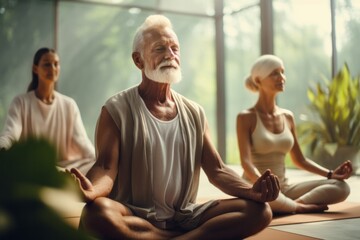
[71,15,280,239]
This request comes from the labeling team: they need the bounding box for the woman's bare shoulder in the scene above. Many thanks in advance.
[237,108,257,121]
[238,107,256,115]
[277,107,296,128]
[277,107,294,118]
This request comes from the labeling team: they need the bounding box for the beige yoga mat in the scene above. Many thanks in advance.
[246,228,321,240]
[271,201,360,226]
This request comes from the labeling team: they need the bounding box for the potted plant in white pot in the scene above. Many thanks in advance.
[297,63,360,174]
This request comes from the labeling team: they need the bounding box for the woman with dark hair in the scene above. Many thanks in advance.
[27,47,58,92]
[0,47,95,174]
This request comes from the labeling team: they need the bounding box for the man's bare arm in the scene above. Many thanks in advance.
[201,122,279,202]
[71,107,120,202]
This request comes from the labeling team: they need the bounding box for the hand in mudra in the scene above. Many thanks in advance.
[332,160,353,180]
[251,169,280,202]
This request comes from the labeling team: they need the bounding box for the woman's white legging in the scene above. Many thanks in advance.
[269,179,351,213]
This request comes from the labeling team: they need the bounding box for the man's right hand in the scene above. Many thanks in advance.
[250,169,280,202]
[67,168,97,202]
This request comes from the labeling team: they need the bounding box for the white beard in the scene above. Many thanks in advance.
[144,60,182,84]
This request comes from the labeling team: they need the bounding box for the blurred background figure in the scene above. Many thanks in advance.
[0,47,95,174]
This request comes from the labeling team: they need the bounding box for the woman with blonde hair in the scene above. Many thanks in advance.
[236,54,352,214]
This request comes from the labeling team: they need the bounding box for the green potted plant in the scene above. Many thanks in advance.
[297,63,360,174]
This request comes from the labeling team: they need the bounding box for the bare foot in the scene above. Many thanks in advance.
[295,203,328,213]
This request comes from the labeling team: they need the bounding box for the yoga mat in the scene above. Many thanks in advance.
[271,202,360,226]
[271,218,360,240]
[246,228,321,240]
[247,202,360,240]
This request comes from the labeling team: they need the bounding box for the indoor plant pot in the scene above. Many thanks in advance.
[297,63,360,174]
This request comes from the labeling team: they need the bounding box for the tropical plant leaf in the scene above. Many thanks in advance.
[297,63,360,154]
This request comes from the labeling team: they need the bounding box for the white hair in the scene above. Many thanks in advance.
[245,54,284,92]
[132,15,173,54]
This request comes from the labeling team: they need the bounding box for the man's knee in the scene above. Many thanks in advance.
[262,203,273,226]
[235,200,272,237]
[248,201,272,228]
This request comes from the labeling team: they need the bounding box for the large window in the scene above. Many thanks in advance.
[0,0,216,145]
[0,0,55,127]
[224,0,360,164]
[336,0,360,76]
[274,0,332,121]
[58,1,216,141]
[0,0,359,165]
[224,0,260,164]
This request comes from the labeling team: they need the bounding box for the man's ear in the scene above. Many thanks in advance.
[255,77,261,85]
[132,52,144,69]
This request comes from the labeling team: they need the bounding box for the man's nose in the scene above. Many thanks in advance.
[164,47,176,60]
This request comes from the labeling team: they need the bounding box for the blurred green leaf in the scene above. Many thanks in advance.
[0,137,91,239]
